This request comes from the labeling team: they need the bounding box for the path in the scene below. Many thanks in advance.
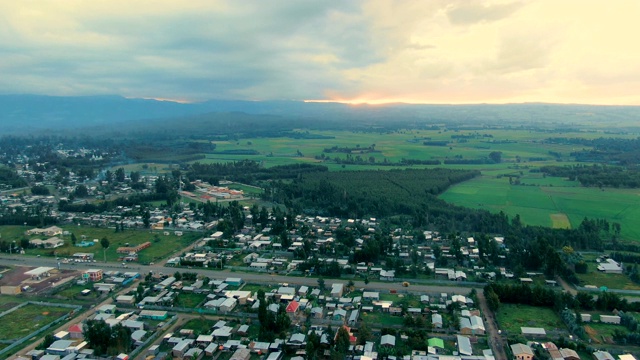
[476,291,507,360]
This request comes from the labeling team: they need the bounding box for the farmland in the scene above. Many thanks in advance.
[177,128,640,241]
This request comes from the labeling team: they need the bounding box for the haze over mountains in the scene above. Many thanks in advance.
[2,95,640,135]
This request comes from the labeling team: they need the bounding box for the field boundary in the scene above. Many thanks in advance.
[0,301,82,359]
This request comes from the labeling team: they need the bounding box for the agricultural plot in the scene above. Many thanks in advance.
[440,174,640,240]
[0,303,71,341]
[496,304,566,336]
[134,128,640,241]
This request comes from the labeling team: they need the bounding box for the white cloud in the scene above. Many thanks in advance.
[0,0,639,104]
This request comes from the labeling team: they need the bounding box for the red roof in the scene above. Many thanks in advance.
[286,301,300,313]
[68,324,83,333]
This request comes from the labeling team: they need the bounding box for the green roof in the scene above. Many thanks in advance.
[428,338,444,348]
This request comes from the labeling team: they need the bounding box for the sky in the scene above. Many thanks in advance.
[1,0,640,105]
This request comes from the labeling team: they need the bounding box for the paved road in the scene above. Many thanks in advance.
[0,255,478,296]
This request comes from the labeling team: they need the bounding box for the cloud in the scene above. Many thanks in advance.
[446,1,527,25]
[0,0,640,105]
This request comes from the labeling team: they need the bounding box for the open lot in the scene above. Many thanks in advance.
[0,303,70,341]
[495,304,566,336]
[360,311,404,327]
[0,225,202,264]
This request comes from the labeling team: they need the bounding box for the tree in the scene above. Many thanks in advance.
[485,286,501,312]
[174,271,182,281]
[110,323,132,355]
[84,319,112,355]
[100,237,109,262]
[115,167,126,182]
[317,277,326,291]
[335,326,351,355]
[358,322,372,345]
[74,184,89,198]
[489,151,502,163]
[71,233,77,246]
[37,333,56,350]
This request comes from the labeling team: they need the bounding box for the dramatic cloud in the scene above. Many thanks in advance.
[0,0,639,104]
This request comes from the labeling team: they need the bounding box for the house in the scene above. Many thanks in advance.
[363,292,380,301]
[521,326,546,338]
[457,335,472,356]
[348,310,360,325]
[593,351,615,360]
[225,278,243,286]
[97,304,117,314]
[139,310,168,320]
[331,283,344,298]
[560,348,581,360]
[68,324,83,339]
[84,269,103,282]
[432,313,443,328]
[286,301,300,314]
[597,259,623,274]
[173,339,194,358]
[184,348,202,359]
[511,343,534,360]
[311,307,323,319]
[380,270,395,281]
[131,330,147,346]
[600,315,621,324]
[381,334,396,347]
[230,348,251,360]
[46,340,73,356]
[428,338,445,353]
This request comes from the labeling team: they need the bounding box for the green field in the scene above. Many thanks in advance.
[177,128,640,241]
[0,304,71,341]
[575,259,640,290]
[0,225,202,263]
[176,293,207,308]
[496,303,566,336]
[440,174,640,240]
[360,311,404,327]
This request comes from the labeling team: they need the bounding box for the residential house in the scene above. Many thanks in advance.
[457,335,472,356]
[511,343,534,360]
[381,334,396,347]
[560,348,581,360]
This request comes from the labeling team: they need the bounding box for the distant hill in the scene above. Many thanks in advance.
[1,94,640,135]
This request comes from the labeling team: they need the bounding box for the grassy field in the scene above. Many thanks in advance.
[496,304,566,335]
[0,304,70,341]
[360,311,404,327]
[575,259,640,290]
[585,322,626,344]
[0,225,202,263]
[176,293,207,308]
[440,174,640,240]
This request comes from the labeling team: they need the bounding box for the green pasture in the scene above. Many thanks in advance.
[0,225,202,264]
[496,304,566,336]
[0,303,70,341]
[440,174,640,241]
[199,128,599,167]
